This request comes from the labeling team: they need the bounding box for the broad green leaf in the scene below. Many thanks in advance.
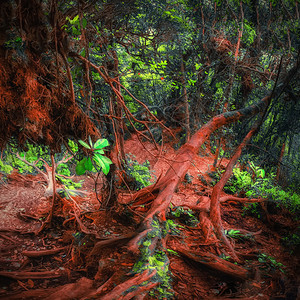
[93,154,112,175]
[94,149,104,154]
[84,157,93,171]
[99,154,112,164]
[94,155,107,174]
[94,138,109,150]
[79,140,91,149]
[76,158,87,175]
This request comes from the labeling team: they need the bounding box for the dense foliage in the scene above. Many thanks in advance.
[0,0,299,187]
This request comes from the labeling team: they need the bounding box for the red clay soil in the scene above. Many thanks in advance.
[0,136,299,299]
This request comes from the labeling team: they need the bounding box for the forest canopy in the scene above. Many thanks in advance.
[0,0,299,186]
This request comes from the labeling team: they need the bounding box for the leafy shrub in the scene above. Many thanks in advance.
[220,160,300,217]
[224,167,253,194]
[281,228,300,253]
[242,202,263,219]
[124,154,154,190]
[258,253,285,273]
[0,159,13,174]
[2,143,46,174]
[246,177,300,216]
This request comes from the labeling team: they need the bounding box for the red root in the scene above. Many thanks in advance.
[177,247,249,280]
[0,269,68,280]
[100,269,157,300]
[22,246,68,258]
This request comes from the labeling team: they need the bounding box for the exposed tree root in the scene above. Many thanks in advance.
[22,246,68,258]
[90,232,137,256]
[1,95,282,298]
[83,270,158,300]
[113,97,271,296]
[176,247,250,280]
[1,277,94,300]
[0,269,68,280]
[97,270,157,300]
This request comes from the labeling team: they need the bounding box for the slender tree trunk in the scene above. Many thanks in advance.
[276,142,285,182]
[181,58,190,141]
[112,50,126,166]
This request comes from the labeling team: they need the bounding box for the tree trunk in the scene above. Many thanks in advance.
[181,58,190,141]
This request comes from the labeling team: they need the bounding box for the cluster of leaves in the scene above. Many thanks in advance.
[75,137,112,176]
[209,159,300,218]
[170,206,199,227]
[258,253,285,274]
[0,143,47,174]
[0,138,113,194]
[245,177,300,217]
[56,176,83,194]
[124,154,154,190]
[63,15,87,37]
[0,159,13,174]
[224,168,253,194]
[224,161,265,194]
[4,36,24,50]
[281,228,300,253]
[225,229,252,241]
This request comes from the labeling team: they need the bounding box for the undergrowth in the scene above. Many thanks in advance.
[209,160,300,218]
[124,154,155,190]
[131,217,180,299]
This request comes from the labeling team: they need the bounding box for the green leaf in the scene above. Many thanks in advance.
[82,18,87,29]
[72,27,80,36]
[96,153,112,166]
[69,15,79,24]
[94,149,104,154]
[79,140,91,149]
[84,157,93,171]
[93,154,112,175]
[94,139,109,150]
[76,158,87,175]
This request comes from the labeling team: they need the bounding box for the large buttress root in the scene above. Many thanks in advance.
[107,97,273,297]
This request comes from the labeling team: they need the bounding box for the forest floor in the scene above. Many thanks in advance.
[0,135,299,299]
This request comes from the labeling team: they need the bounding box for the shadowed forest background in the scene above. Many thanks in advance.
[0,0,299,299]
